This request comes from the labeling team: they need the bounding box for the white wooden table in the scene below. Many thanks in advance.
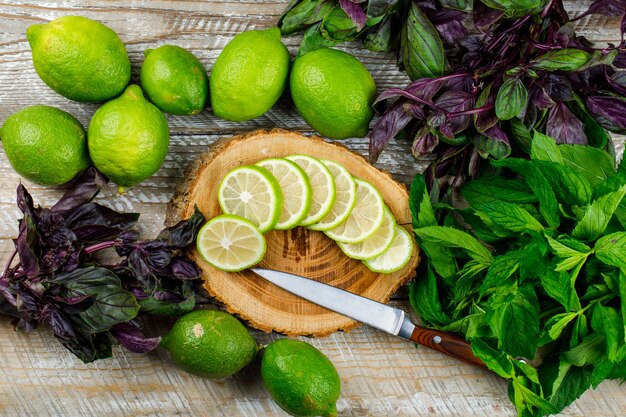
[0,1,625,416]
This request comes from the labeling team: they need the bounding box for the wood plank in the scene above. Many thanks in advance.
[0,1,625,416]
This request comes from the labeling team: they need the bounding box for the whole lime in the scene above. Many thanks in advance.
[161,309,259,379]
[261,339,341,417]
[0,105,89,185]
[87,84,169,191]
[140,45,208,115]
[26,15,130,102]
[290,48,377,139]
[210,27,290,121]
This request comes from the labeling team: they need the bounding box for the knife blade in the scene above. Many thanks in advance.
[252,268,486,369]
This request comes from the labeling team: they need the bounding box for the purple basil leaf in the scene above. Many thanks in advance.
[412,128,439,158]
[531,85,556,110]
[402,102,425,119]
[16,184,36,218]
[544,74,574,102]
[460,35,484,52]
[468,147,482,178]
[0,277,16,307]
[42,307,76,340]
[14,282,40,317]
[435,91,474,134]
[339,0,367,30]
[475,84,498,133]
[110,321,161,354]
[58,331,113,363]
[64,203,139,231]
[608,71,626,96]
[15,217,41,279]
[473,0,504,29]
[51,168,108,214]
[369,100,414,162]
[170,258,201,280]
[439,122,455,139]
[406,77,447,100]
[580,0,626,17]
[473,125,511,159]
[546,101,588,145]
[586,96,626,132]
[48,293,96,312]
[156,206,205,248]
[427,9,468,46]
[72,225,131,243]
[613,50,626,68]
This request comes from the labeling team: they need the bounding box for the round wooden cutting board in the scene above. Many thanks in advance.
[166,129,420,336]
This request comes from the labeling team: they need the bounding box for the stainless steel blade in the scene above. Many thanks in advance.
[252,268,415,338]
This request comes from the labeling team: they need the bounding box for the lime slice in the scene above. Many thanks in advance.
[285,154,336,226]
[363,225,414,274]
[308,159,357,231]
[256,158,312,230]
[196,214,266,272]
[324,178,384,244]
[218,165,283,233]
[337,206,396,260]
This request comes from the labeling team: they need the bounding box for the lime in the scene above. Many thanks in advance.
[196,214,266,272]
[290,48,376,139]
[256,158,312,230]
[285,155,336,226]
[218,165,283,233]
[26,15,130,102]
[325,178,385,244]
[161,309,258,379]
[363,225,414,273]
[337,206,396,260]
[140,45,208,115]
[261,339,340,417]
[0,105,89,185]
[210,27,290,121]
[308,160,357,231]
[87,84,170,191]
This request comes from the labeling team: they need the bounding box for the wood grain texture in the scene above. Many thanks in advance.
[0,1,625,416]
[166,129,419,336]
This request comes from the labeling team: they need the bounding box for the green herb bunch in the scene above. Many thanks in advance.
[410,132,625,416]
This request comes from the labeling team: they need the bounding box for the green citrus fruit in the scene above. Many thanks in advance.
[261,339,341,417]
[0,105,89,185]
[87,84,169,191]
[210,27,290,121]
[26,15,130,102]
[140,45,208,115]
[290,48,377,139]
[161,309,258,379]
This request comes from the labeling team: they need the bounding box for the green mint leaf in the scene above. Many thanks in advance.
[530,131,563,163]
[401,1,445,80]
[539,312,579,346]
[510,376,560,416]
[479,251,523,297]
[462,177,536,207]
[591,303,625,362]
[594,232,626,269]
[564,333,606,366]
[469,337,515,379]
[539,269,580,312]
[571,314,589,348]
[409,174,436,228]
[541,359,593,413]
[414,226,493,265]
[489,284,540,359]
[480,0,544,11]
[513,360,540,385]
[591,359,616,388]
[475,200,544,233]
[495,78,528,120]
[620,269,626,344]
[560,145,615,188]
[408,264,450,327]
[531,48,592,72]
[546,236,591,272]
[572,185,626,241]
[534,160,593,207]
[509,117,533,153]
[420,241,458,286]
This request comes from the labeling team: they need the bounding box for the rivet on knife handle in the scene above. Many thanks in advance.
[408,325,486,368]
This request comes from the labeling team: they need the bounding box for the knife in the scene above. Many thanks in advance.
[252,268,486,369]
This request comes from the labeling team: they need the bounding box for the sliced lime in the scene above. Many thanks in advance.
[196,214,266,272]
[218,165,283,233]
[363,225,414,274]
[324,178,384,244]
[337,206,396,260]
[285,154,336,226]
[308,159,357,231]
[256,158,312,230]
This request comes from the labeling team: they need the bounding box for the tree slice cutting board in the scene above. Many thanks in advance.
[166,129,420,336]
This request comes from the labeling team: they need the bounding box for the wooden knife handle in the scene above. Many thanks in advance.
[409,325,487,369]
